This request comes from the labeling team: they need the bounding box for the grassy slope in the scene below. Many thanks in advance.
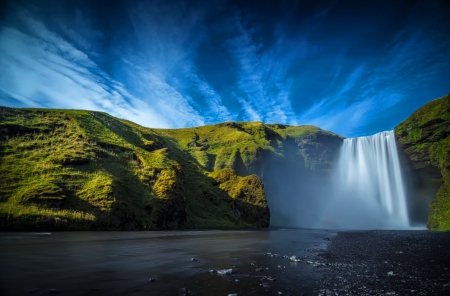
[0,107,331,230]
[395,94,450,231]
[158,122,327,171]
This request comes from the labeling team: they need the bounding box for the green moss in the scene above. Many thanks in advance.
[428,171,450,231]
[0,106,340,230]
[209,168,269,227]
[395,94,450,230]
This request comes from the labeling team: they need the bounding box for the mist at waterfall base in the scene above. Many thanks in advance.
[266,131,423,230]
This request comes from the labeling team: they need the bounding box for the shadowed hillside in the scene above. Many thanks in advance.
[0,107,342,230]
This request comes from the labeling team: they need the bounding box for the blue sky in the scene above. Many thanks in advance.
[0,0,449,137]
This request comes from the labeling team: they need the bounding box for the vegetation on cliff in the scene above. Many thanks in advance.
[0,107,339,230]
[395,94,450,231]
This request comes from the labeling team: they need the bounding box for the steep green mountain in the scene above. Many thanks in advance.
[395,94,450,231]
[0,107,342,230]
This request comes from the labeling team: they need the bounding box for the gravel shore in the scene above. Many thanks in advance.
[316,230,450,296]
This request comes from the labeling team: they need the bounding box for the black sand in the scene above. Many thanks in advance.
[316,230,450,295]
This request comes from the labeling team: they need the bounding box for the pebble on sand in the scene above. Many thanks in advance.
[217,269,233,275]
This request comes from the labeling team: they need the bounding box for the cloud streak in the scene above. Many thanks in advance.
[0,2,234,129]
[224,13,300,125]
[0,6,169,127]
[0,0,449,137]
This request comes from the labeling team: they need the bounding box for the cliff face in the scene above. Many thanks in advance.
[395,94,450,230]
[164,122,343,227]
[0,107,341,230]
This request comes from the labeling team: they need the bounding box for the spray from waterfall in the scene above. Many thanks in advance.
[323,130,410,229]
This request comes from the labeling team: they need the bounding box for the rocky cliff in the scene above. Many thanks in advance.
[166,122,343,227]
[0,107,342,230]
[395,94,450,230]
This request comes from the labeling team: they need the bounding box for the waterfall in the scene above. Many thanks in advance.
[326,130,410,229]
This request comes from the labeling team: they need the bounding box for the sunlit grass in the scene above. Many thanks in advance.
[0,106,337,230]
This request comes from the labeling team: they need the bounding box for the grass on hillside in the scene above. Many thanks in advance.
[158,121,330,172]
[3,107,329,230]
[395,94,450,231]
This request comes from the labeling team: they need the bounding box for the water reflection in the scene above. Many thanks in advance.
[0,229,334,295]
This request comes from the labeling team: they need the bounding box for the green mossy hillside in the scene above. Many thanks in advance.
[395,94,450,231]
[158,122,341,175]
[210,168,269,227]
[0,107,339,230]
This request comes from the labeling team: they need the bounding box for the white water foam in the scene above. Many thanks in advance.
[325,130,410,229]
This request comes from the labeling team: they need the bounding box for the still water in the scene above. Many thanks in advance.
[0,229,335,295]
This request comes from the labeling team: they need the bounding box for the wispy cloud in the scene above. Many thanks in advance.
[296,19,450,138]
[297,64,406,137]
[224,12,301,125]
[0,6,171,127]
[0,2,234,128]
[123,0,234,126]
[1,0,449,137]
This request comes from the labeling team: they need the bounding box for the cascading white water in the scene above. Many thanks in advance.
[325,130,410,229]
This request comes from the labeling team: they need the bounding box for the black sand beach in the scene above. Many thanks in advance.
[316,230,450,295]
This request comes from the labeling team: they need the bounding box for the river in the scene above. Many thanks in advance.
[0,229,334,295]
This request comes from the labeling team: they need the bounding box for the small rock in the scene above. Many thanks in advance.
[255,267,264,272]
[190,257,197,262]
[289,256,302,262]
[387,271,394,276]
[148,278,156,282]
[217,268,233,275]
[261,284,271,288]
[228,294,238,296]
